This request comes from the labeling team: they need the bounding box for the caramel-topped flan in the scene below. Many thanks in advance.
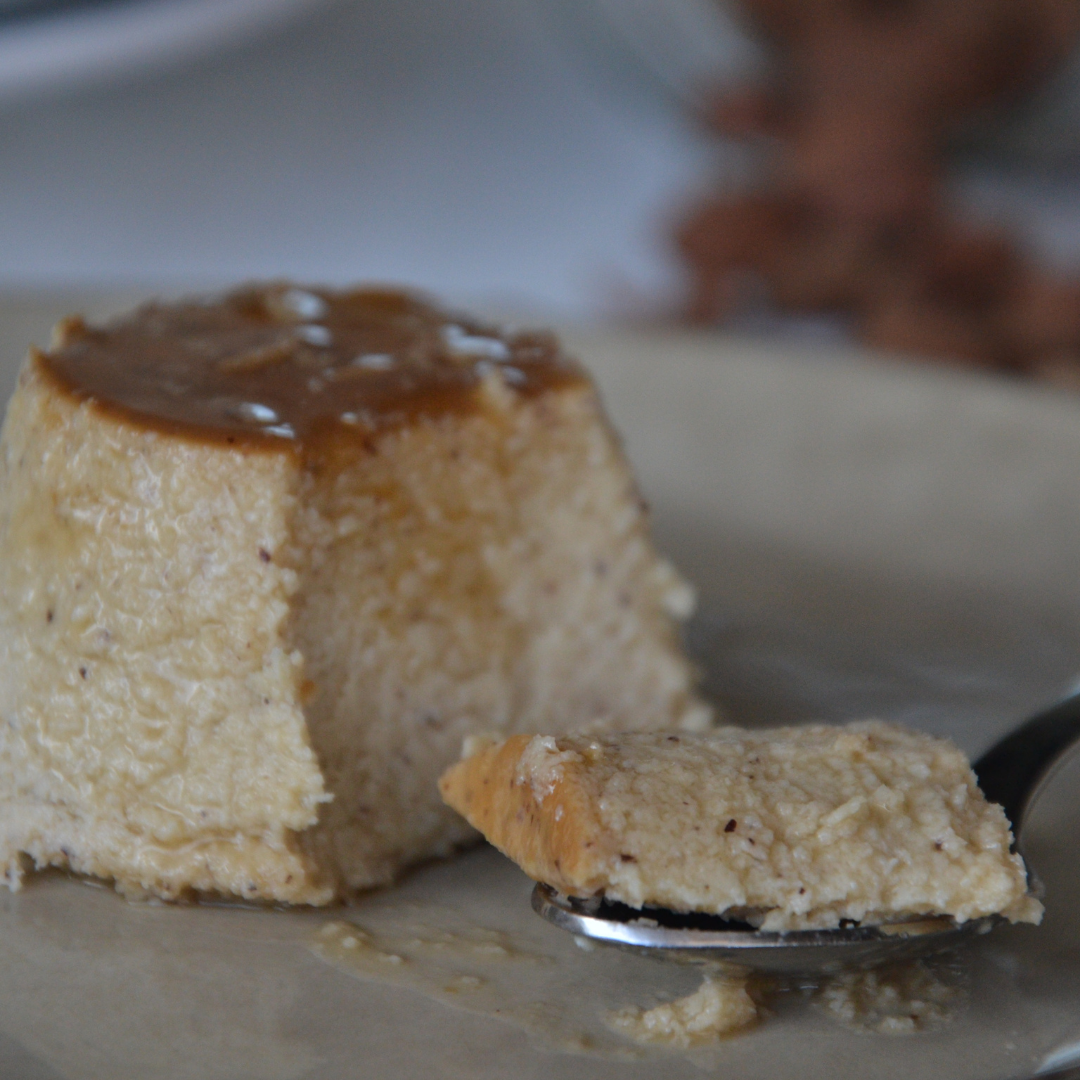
[0,284,709,903]
[41,285,581,442]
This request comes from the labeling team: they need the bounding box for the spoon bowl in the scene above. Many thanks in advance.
[532,884,1000,976]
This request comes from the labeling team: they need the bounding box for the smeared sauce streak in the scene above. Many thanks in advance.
[39,285,583,446]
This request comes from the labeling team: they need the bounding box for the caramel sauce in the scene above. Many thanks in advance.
[39,284,584,446]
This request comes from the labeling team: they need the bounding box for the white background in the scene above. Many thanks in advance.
[0,0,723,315]
[1,0,1079,318]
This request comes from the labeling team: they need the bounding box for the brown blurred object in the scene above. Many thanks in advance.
[677,0,1080,381]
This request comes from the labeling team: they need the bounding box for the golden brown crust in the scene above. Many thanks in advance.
[438,736,616,896]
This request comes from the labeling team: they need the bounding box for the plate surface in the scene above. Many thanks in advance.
[1,296,1080,1078]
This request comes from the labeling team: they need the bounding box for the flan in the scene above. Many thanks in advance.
[0,284,709,903]
[439,723,1041,929]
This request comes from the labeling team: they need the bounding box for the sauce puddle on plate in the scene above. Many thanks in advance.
[311,899,966,1064]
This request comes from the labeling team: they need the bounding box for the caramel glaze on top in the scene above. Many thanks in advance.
[38,284,586,449]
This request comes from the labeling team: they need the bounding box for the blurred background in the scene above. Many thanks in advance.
[3,0,1080,324]
[0,0,729,316]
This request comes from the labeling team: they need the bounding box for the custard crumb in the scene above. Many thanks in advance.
[608,973,758,1046]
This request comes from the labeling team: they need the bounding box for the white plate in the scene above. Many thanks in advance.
[1,295,1080,1078]
[0,0,322,103]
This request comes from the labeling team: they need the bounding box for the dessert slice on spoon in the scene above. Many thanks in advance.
[438,697,1078,977]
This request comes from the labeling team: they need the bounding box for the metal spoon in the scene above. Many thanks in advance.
[532,691,1080,976]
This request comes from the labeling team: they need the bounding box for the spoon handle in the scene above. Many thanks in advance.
[973,690,1080,830]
